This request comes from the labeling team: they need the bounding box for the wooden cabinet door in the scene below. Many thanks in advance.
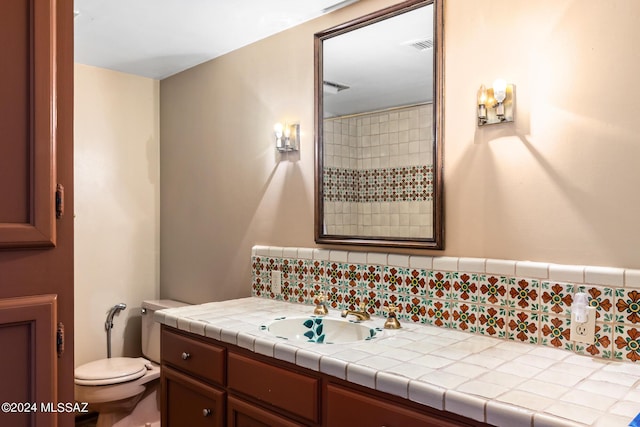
[162,366,225,427]
[0,0,74,426]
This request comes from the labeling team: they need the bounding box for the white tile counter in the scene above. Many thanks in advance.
[155,297,640,427]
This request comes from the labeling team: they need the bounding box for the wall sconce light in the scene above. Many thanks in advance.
[477,79,515,126]
[274,122,300,152]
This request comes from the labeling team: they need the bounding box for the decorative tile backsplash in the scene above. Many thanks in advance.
[251,246,640,364]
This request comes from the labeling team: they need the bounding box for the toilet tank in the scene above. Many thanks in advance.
[141,299,190,363]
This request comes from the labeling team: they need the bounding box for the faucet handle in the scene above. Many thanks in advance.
[313,293,329,316]
[385,304,399,315]
[384,304,401,329]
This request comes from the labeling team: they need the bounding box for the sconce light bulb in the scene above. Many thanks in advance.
[284,126,291,138]
[493,79,507,104]
[477,85,487,106]
[273,123,283,138]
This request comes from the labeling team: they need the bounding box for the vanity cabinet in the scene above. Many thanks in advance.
[161,326,490,427]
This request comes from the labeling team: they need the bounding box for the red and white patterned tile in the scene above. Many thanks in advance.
[476,305,509,339]
[326,285,346,310]
[403,296,428,323]
[363,289,383,316]
[507,311,539,344]
[613,324,640,362]
[343,263,367,288]
[478,275,509,306]
[280,258,296,282]
[425,299,450,327]
[383,266,408,295]
[450,273,479,302]
[428,271,452,300]
[292,259,311,283]
[450,302,477,332]
[403,268,429,296]
[363,264,384,292]
[540,315,572,350]
[308,260,326,284]
[252,276,266,297]
[615,289,640,325]
[508,279,540,311]
[326,262,346,287]
[280,279,294,302]
[342,287,363,310]
[252,256,266,277]
[293,282,310,304]
[539,282,574,316]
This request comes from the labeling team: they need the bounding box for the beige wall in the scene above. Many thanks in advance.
[160,0,640,303]
[74,64,160,366]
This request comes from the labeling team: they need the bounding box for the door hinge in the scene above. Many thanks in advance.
[57,322,64,358]
[55,184,64,219]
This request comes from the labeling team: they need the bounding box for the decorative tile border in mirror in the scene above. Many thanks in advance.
[251,246,640,364]
[323,165,434,203]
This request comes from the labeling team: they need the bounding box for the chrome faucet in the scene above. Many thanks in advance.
[341,303,370,321]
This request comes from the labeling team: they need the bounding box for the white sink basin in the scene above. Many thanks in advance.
[261,316,380,344]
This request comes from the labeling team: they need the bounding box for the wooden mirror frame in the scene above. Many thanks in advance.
[314,0,444,249]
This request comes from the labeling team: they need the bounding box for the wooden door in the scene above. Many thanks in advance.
[0,296,58,427]
[0,0,74,426]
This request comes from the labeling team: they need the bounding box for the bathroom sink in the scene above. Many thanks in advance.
[261,316,379,344]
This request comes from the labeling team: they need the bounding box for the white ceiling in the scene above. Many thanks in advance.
[74,0,359,79]
[323,4,433,116]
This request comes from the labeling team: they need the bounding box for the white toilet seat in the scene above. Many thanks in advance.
[75,357,149,386]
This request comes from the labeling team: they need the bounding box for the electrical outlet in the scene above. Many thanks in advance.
[270,270,282,294]
[570,306,596,344]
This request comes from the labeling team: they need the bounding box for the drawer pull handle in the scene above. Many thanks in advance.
[181,352,191,360]
[203,408,211,417]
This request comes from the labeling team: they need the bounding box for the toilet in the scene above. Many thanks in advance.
[75,299,188,427]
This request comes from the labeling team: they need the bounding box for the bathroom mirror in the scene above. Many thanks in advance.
[314,0,444,249]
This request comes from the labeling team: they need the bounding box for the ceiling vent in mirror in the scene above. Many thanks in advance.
[323,80,350,94]
[403,37,433,51]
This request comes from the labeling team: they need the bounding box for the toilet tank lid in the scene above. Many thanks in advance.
[142,299,190,311]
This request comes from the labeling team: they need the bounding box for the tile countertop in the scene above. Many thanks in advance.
[155,297,640,427]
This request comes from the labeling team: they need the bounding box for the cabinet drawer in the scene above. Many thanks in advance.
[162,327,225,385]
[227,352,319,423]
[227,396,305,427]
[326,384,467,427]
[162,366,225,427]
